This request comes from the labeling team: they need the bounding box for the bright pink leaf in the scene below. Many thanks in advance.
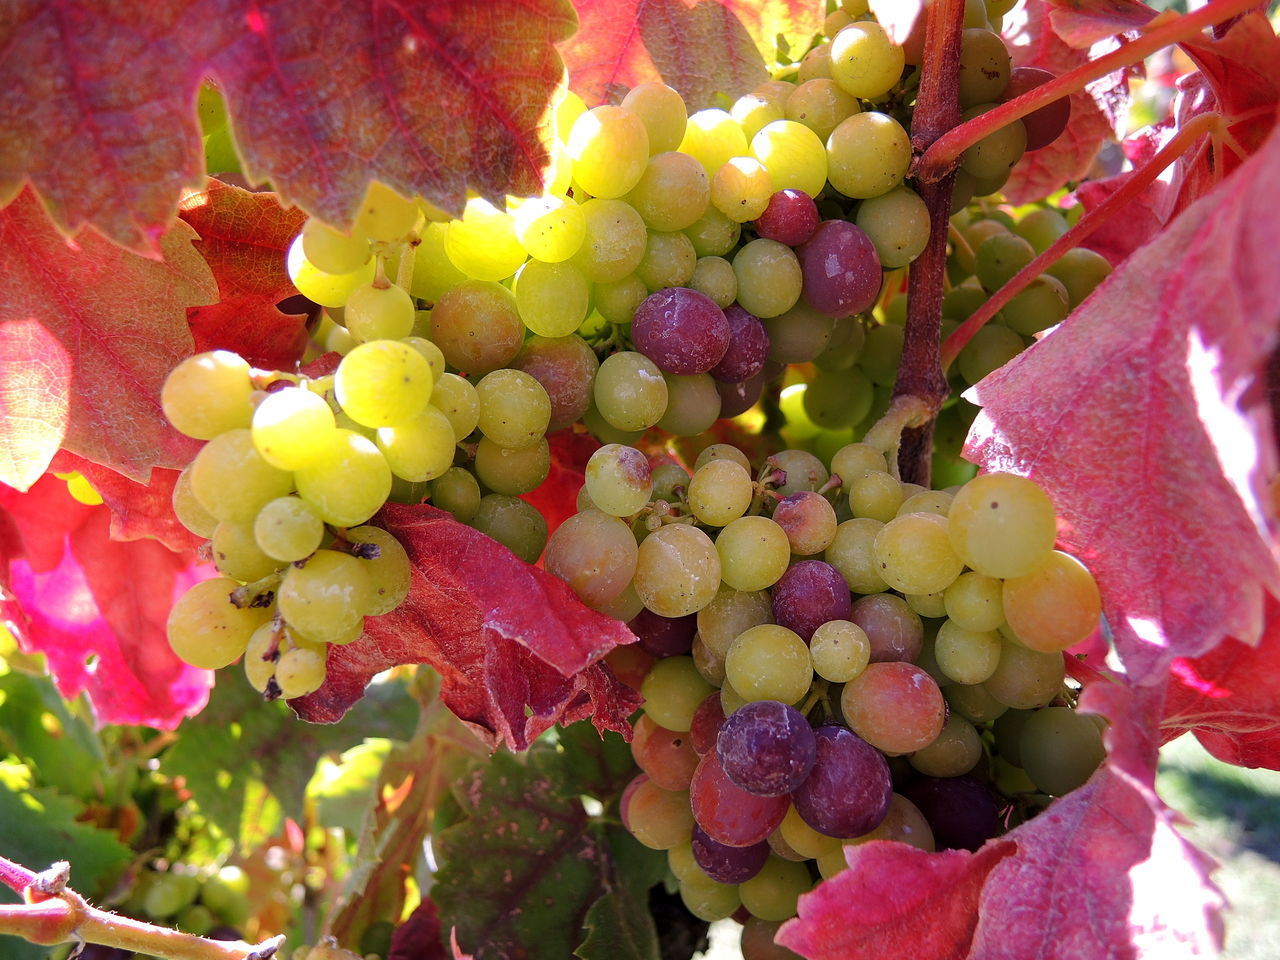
[1072,171,1166,266]
[965,123,1280,683]
[561,0,823,108]
[0,319,72,491]
[0,474,211,729]
[777,841,1015,960]
[0,188,216,483]
[290,503,640,750]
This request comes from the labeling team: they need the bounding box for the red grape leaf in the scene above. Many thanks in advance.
[561,0,823,108]
[1163,593,1280,769]
[290,503,640,750]
[1045,0,1152,48]
[1001,2,1131,205]
[186,295,309,372]
[0,188,216,483]
[777,841,1016,959]
[521,429,599,541]
[965,122,1280,683]
[0,474,211,729]
[1071,170,1165,266]
[0,320,72,492]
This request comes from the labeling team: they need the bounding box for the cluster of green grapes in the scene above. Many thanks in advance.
[121,864,250,939]
[539,438,1105,936]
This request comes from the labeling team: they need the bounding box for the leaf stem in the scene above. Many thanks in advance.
[915,0,1258,182]
[940,111,1225,369]
[0,855,37,896]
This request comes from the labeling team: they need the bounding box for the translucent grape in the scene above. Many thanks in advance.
[474,369,550,450]
[254,496,324,563]
[294,429,392,527]
[430,467,481,522]
[641,655,714,732]
[251,386,336,470]
[335,340,432,428]
[1018,706,1106,795]
[190,429,294,523]
[585,444,652,517]
[634,524,721,618]
[948,472,1057,578]
[512,259,589,338]
[172,465,217,538]
[278,549,372,644]
[287,235,377,308]
[825,112,911,199]
[300,217,370,275]
[849,592,923,662]
[738,856,811,922]
[429,373,480,439]
[749,120,827,200]
[444,197,526,282]
[809,619,870,682]
[724,624,812,705]
[430,280,524,375]
[352,181,420,243]
[375,405,456,483]
[572,198,649,283]
[679,109,749,178]
[657,372,721,436]
[688,458,752,527]
[470,494,547,564]
[984,634,1066,709]
[593,351,669,432]
[347,525,411,615]
[211,520,282,582]
[512,195,586,263]
[1002,550,1102,652]
[711,156,774,223]
[167,578,270,669]
[829,21,905,99]
[162,351,254,440]
[473,436,549,495]
[626,151,711,232]
[343,281,415,342]
[785,78,860,141]
[275,646,327,699]
[568,105,650,199]
[635,231,697,290]
[841,662,946,754]
[733,238,803,319]
[716,516,791,592]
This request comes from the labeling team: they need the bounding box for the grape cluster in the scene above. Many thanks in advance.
[122,864,250,938]
[544,439,1104,927]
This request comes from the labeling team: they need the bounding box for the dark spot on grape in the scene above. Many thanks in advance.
[990,501,999,509]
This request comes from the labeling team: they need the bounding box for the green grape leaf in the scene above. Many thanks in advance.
[0,669,102,799]
[0,1,575,254]
[309,739,394,837]
[561,0,824,108]
[0,189,217,486]
[574,827,665,960]
[531,723,638,807]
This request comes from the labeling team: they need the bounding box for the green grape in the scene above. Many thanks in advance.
[1019,706,1106,795]
[346,525,412,615]
[473,436,550,495]
[785,78,860,142]
[826,518,889,593]
[909,714,983,777]
[470,494,547,564]
[797,42,834,83]
[430,373,480,439]
[948,472,1057,578]
[352,181,420,243]
[779,806,841,860]
[810,619,870,683]
[626,779,695,850]
[1045,247,1113,307]
[287,235,377,308]
[167,577,270,669]
[274,646,327,699]
[859,322,905,386]
[830,20,905,99]
[162,350,255,440]
[172,465,218,538]
[430,466,481,522]
[657,372,721,436]
[739,855,811,922]
[244,622,280,692]
[512,194,586,263]
[626,151,711,232]
[594,351,669,432]
[716,516,791,592]
[1002,274,1070,336]
[731,90,788,141]
[513,259,589,337]
[342,279,415,342]
[679,108,750,178]
[400,337,445,383]
[942,281,988,322]
[594,274,649,324]
[444,197,527,281]
[683,204,741,257]
[720,680,748,717]
[827,111,912,201]
[621,81,688,154]
[803,368,874,429]
[475,369,551,449]
[943,571,1006,631]
[410,222,468,303]
[585,443,653,517]
[733,238,802,318]
[143,871,200,919]
[976,232,1036,291]
[571,198,649,283]
[278,549,372,643]
[846,470,904,522]
[335,339,433,428]
[772,448,829,496]
[959,103,1027,181]
[583,403,645,446]
[1014,207,1068,253]
[957,29,1011,107]
[294,429,392,527]
[211,519,283,583]
[177,903,217,937]
[689,255,737,308]
[694,443,751,473]
[957,323,1024,385]
[873,512,964,594]
[568,104,650,198]
[190,429,294,523]
[300,217,370,275]
[855,186,931,268]
[725,624,813,705]
[544,508,639,607]
[201,866,250,926]
[945,680,1008,724]
[1002,550,1101,653]
[254,496,324,563]
[749,120,827,200]
[679,874,742,922]
[763,301,835,363]
[934,619,1002,684]
[830,442,887,481]
[687,458,752,527]
[711,156,774,223]
[984,634,1065,709]
[251,386,336,470]
[897,490,953,518]
[639,656,714,731]
[635,231,697,290]
[697,585,774,659]
[634,523,721,617]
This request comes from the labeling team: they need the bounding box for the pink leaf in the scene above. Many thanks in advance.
[868,1,924,46]
[0,320,72,491]
[186,296,309,373]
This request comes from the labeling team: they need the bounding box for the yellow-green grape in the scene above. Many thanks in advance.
[697,585,773,659]
[594,351,669,432]
[802,368,874,429]
[657,373,721,437]
[474,436,550,495]
[640,655,714,731]
[738,856,812,922]
[320,312,357,355]
[679,874,741,922]
[957,324,1023,385]
[943,571,1005,632]
[554,86,588,142]
[286,234,377,308]
[825,518,889,594]
[687,458,753,527]
[411,222,468,302]
[772,449,829,496]
[847,469,905,522]
[733,238,802,318]
[585,443,653,517]
[162,351,255,440]
[897,490,953,518]
[543,508,638,607]
[430,373,480,439]
[716,516,791,592]
[946,681,1008,724]
[626,151,712,232]
[335,339,433,428]
[855,186,931,268]
[778,806,841,860]
[798,43,834,83]
[402,336,446,383]
[445,197,527,281]
[211,519,283,582]
[907,591,947,619]
[254,496,324,563]
[251,386,336,470]
[910,715,983,778]
[1001,551,1102,653]
[273,645,327,699]
[352,181,420,243]
[294,429,392,527]
[959,104,1027,181]
[829,21,906,100]
[513,259,589,337]
[470,494,548,564]
[347,525,411,615]
[873,512,964,594]
[375,405,456,482]
[243,621,281,692]
[167,578,270,669]
[934,619,1002,684]
[730,91,786,141]
[711,156,774,223]
[633,523,721,618]
[568,104,650,198]
[826,112,912,199]
[343,280,415,342]
[831,443,887,482]
[667,843,701,884]
[190,429,294,523]
[430,467,481,522]
[572,198,649,283]
[948,472,1057,578]
[621,81,688,154]
[725,624,813,704]
[512,195,586,263]
[300,217,370,275]
[278,550,372,643]
[1018,706,1106,796]
[172,465,218,538]
[689,256,737,308]
[749,120,827,200]
[683,204,741,258]
[594,274,649,324]
[785,78,860,142]
[810,619,870,682]
[474,369,550,450]
[679,109,750,178]
[984,634,1066,709]
[635,231,697,290]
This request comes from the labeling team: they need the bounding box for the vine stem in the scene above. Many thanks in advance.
[914,0,1258,182]
[0,855,36,895]
[939,111,1225,369]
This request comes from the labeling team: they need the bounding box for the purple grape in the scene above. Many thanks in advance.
[628,608,696,658]
[717,700,817,797]
[630,287,731,375]
[849,593,923,663]
[902,776,1001,852]
[710,305,770,383]
[754,189,820,247]
[798,220,882,317]
[1000,67,1070,151]
[772,560,852,641]
[715,370,765,418]
[691,824,770,883]
[792,725,893,838]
